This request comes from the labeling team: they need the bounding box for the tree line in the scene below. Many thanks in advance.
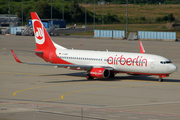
[80,0,180,4]
[0,0,177,25]
[7,0,180,4]
[0,0,120,24]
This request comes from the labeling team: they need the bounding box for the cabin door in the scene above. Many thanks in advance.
[150,59,155,69]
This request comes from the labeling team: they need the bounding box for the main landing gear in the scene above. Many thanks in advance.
[86,70,94,80]
[109,72,115,78]
[86,74,94,80]
[159,77,163,82]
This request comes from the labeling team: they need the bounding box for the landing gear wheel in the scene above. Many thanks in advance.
[159,78,163,82]
[109,73,115,78]
[86,74,94,80]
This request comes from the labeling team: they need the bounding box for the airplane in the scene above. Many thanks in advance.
[11,12,178,82]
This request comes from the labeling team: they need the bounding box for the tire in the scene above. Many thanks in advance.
[86,74,94,80]
[159,78,163,82]
[109,73,115,78]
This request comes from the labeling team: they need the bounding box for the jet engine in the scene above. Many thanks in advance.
[89,68,110,78]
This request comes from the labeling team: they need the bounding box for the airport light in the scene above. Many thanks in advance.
[94,0,95,29]
[102,0,104,28]
[62,0,64,20]
[85,0,87,32]
[9,0,10,28]
[126,0,128,39]
[51,0,52,21]
[22,0,23,26]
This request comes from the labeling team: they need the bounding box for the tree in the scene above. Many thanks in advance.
[0,6,8,14]
[140,17,146,21]
[35,1,51,19]
[69,0,84,23]
[168,13,175,22]
[156,17,162,22]
[105,12,119,23]
[162,15,168,21]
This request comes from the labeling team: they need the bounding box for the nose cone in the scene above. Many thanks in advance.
[169,64,178,73]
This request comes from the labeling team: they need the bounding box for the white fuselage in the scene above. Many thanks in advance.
[55,48,177,75]
[11,12,177,81]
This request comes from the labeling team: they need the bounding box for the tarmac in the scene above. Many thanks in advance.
[0,35,180,120]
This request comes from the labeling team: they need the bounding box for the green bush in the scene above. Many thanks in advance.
[140,17,146,21]
[156,17,162,22]
[105,12,119,23]
[155,13,175,22]
[168,13,175,22]
[162,16,168,21]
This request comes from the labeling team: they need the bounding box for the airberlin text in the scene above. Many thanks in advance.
[36,27,43,38]
[107,55,147,67]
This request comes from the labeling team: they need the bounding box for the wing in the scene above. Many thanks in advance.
[28,63,93,70]
[11,49,114,71]
[12,49,43,53]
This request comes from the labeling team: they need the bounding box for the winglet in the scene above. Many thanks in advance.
[11,49,22,63]
[139,41,145,54]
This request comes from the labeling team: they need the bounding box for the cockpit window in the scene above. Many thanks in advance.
[166,61,172,63]
[160,61,172,64]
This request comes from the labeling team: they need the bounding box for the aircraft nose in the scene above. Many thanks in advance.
[170,64,178,73]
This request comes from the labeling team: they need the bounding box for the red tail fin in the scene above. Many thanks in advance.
[31,12,56,51]
[139,41,145,54]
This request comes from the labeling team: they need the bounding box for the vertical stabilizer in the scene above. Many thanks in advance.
[31,12,66,50]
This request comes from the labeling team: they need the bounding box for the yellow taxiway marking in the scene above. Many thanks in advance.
[1,76,180,100]
[61,87,109,99]
[2,48,6,50]
[11,81,180,99]
[43,87,110,101]
[0,82,102,101]
[59,82,180,99]
[11,82,99,96]
[13,88,36,96]
[60,85,143,99]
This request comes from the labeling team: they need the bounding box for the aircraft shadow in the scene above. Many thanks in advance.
[113,76,180,82]
[42,72,180,83]
[42,72,87,77]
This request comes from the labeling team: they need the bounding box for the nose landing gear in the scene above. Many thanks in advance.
[159,74,169,82]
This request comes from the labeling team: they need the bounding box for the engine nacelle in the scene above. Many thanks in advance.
[90,68,110,78]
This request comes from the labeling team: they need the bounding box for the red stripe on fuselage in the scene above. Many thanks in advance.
[119,71,170,76]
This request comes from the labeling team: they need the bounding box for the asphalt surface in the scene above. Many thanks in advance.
[0,35,180,120]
